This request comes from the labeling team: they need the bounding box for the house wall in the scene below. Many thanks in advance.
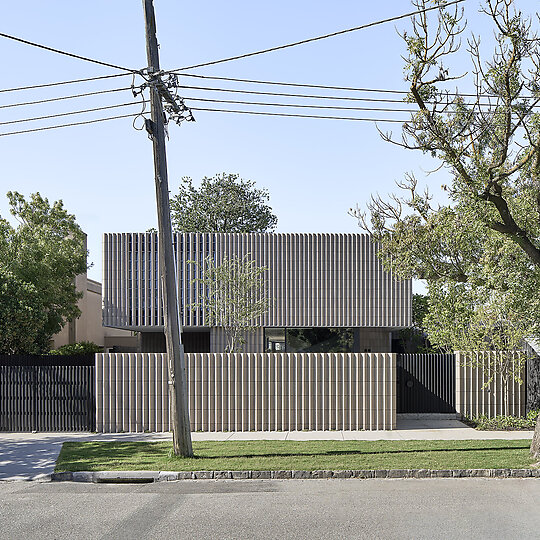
[52,276,137,351]
[95,352,396,432]
[102,232,412,332]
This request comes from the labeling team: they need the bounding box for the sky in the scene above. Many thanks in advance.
[1,0,537,285]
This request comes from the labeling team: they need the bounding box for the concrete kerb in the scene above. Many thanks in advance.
[40,468,540,483]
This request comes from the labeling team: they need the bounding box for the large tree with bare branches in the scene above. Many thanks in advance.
[351,0,540,459]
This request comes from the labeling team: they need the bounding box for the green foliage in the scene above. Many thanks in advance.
[171,173,278,233]
[352,1,540,414]
[0,192,87,353]
[49,341,103,356]
[190,255,269,352]
[0,268,48,354]
[465,410,539,431]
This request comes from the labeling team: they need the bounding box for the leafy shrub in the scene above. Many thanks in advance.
[464,411,539,430]
[49,341,103,356]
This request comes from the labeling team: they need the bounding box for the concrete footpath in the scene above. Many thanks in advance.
[0,417,535,481]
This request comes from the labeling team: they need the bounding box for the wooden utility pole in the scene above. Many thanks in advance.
[142,0,193,457]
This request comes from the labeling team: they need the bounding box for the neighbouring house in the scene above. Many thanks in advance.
[102,232,412,353]
[52,268,138,352]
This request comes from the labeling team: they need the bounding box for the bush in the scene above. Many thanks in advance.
[464,410,539,430]
[49,341,103,356]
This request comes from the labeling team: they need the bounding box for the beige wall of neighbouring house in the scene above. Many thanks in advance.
[52,275,137,351]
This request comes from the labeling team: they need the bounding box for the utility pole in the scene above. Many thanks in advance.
[142,0,193,457]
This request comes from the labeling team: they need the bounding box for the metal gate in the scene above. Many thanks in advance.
[0,354,95,431]
[397,353,455,413]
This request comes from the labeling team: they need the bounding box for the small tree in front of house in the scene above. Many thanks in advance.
[190,255,269,352]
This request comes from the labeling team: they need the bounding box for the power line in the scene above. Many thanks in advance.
[181,84,540,110]
[184,96,533,115]
[184,96,416,113]
[0,73,132,94]
[0,31,137,73]
[178,73,409,95]
[0,112,145,138]
[180,84,416,104]
[175,72,513,100]
[190,106,406,122]
[173,0,465,71]
[0,100,149,127]
[0,86,133,110]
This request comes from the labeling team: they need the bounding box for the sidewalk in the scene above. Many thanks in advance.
[0,418,534,481]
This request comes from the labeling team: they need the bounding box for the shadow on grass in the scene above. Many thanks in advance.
[59,440,530,463]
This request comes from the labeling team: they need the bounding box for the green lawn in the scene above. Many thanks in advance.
[55,439,537,472]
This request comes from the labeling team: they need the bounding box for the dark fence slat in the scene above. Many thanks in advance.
[0,354,95,432]
[397,353,456,414]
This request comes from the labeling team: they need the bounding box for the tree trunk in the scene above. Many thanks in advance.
[531,414,540,460]
[527,356,540,412]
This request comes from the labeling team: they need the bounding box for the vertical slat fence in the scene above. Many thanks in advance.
[0,354,95,431]
[95,352,396,432]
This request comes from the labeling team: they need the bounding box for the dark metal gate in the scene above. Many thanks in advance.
[0,354,95,431]
[397,353,456,413]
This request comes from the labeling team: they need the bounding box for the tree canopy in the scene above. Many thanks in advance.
[350,0,540,456]
[351,0,540,342]
[170,173,278,233]
[189,254,269,352]
[0,192,87,353]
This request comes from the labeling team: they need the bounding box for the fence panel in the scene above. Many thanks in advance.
[96,352,396,432]
[0,355,95,432]
[455,351,526,418]
[397,354,456,414]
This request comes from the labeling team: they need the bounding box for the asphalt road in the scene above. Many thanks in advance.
[1,478,539,539]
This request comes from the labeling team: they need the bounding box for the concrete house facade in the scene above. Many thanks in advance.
[102,232,411,353]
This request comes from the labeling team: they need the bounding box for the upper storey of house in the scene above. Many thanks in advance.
[102,232,412,331]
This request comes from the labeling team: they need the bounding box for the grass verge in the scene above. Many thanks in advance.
[55,439,536,472]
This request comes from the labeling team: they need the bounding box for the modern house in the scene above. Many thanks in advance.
[102,232,412,353]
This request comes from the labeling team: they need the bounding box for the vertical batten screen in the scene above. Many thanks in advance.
[455,351,526,418]
[102,233,411,330]
[96,353,396,432]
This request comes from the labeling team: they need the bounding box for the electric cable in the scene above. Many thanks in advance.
[173,0,465,71]
[0,73,133,94]
[184,96,417,113]
[0,31,137,73]
[0,100,149,127]
[189,106,406,122]
[0,86,133,110]
[0,112,145,137]
[183,96,534,115]
[175,72,519,100]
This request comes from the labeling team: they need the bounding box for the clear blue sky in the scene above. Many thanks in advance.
[1,0,536,285]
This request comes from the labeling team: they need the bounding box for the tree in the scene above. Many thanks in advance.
[426,283,530,415]
[350,0,540,457]
[190,255,269,352]
[0,268,48,354]
[170,173,278,233]
[0,192,87,353]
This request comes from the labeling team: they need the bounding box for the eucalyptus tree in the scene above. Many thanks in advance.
[350,0,540,457]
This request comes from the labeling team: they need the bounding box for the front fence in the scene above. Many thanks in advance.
[96,353,396,432]
[455,351,526,418]
[0,355,95,432]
